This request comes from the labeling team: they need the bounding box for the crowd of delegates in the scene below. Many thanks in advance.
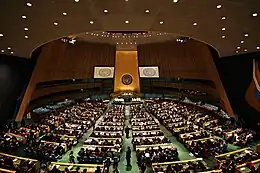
[130,104,179,173]
[215,148,260,172]
[147,100,258,159]
[77,105,124,172]
[180,89,207,97]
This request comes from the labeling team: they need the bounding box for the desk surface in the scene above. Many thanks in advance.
[215,147,250,158]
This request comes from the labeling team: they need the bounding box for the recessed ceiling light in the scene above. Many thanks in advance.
[244,33,249,37]
[173,0,178,3]
[221,27,226,31]
[241,40,245,44]
[26,2,32,7]
[236,50,239,53]
[221,35,226,39]
[237,46,241,49]
[90,21,94,24]
[0,33,3,37]
[53,22,58,26]
[74,0,79,2]
[217,4,222,9]
[103,9,108,13]
[125,0,128,1]
[7,47,11,50]
[159,21,164,24]
[24,27,29,31]
[1,50,4,53]
[125,20,129,24]
[63,12,67,16]
[221,16,226,20]
[22,15,27,19]
[244,49,247,52]
[25,35,28,39]
[145,9,150,13]
[10,51,14,54]
[252,13,258,17]
[193,22,198,26]
[257,46,260,50]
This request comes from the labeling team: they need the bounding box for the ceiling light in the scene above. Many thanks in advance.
[221,27,226,31]
[103,9,108,13]
[74,0,79,2]
[145,9,150,13]
[26,2,32,7]
[244,49,247,52]
[10,51,14,54]
[241,40,244,44]
[116,42,119,44]
[1,50,4,53]
[244,33,249,37]
[221,16,226,20]
[217,4,222,9]
[63,12,67,16]
[25,35,28,39]
[53,22,58,26]
[22,15,27,19]
[90,21,94,24]
[236,50,239,53]
[7,47,11,50]
[237,46,241,49]
[193,22,198,26]
[173,0,178,2]
[221,35,226,39]
[257,46,260,50]
[125,20,129,24]
[159,21,164,24]
[252,13,258,17]
[24,27,29,31]
[0,33,3,37]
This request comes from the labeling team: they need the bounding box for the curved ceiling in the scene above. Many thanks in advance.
[0,0,259,58]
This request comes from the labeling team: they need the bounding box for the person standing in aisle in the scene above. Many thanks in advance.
[126,146,131,167]
[125,126,130,138]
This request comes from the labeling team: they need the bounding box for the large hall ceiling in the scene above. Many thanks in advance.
[0,0,260,58]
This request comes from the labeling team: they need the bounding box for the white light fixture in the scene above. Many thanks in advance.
[74,0,79,2]
[193,22,198,26]
[221,27,226,31]
[63,12,67,16]
[252,13,258,17]
[145,9,150,13]
[7,47,11,50]
[24,27,29,31]
[159,21,164,24]
[22,15,27,19]
[0,33,3,37]
[103,9,108,13]
[116,42,119,44]
[217,4,222,9]
[25,35,28,39]
[173,0,178,3]
[244,33,249,37]
[244,49,247,52]
[241,40,245,44]
[53,22,58,26]
[90,21,94,24]
[236,50,239,53]
[257,46,260,50]
[221,16,226,20]
[237,46,241,49]
[26,2,32,7]
[125,20,129,24]
[1,50,4,53]
[10,51,14,54]
[221,35,226,39]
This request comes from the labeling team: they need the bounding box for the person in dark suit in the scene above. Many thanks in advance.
[125,126,130,138]
[126,147,131,166]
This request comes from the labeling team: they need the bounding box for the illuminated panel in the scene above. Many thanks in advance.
[114,51,140,93]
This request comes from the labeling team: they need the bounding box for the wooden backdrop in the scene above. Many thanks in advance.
[16,40,116,121]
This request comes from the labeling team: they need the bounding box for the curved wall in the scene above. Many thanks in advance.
[16,41,116,121]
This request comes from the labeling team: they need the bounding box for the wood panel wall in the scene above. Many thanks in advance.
[138,40,234,118]
[16,41,116,121]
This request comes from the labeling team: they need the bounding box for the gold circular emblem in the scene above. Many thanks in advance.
[121,74,133,85]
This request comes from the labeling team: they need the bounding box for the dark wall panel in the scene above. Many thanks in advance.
[0,55,34,129]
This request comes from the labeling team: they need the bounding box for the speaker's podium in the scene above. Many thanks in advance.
[257,144,260,153]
